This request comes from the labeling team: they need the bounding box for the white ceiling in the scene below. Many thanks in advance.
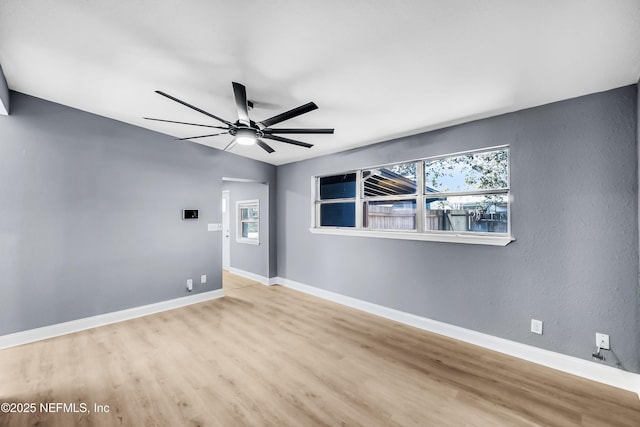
[1,1,638,165]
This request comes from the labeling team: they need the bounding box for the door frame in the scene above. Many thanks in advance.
[221,190,231,270]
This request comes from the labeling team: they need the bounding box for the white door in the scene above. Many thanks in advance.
[222,190,231,270]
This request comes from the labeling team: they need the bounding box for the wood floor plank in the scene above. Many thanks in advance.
[0,271,639,426]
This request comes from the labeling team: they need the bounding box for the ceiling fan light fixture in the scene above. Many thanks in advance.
[236,136,256,145]
[235,127,257,145]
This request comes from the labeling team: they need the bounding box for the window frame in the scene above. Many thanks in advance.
[310,146,514,246]
[313,172,358,228]
[236,199,260,245]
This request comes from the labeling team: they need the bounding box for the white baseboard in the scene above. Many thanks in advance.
[227,267,278,286]
[0,289,224,350]
[275,276,640,398]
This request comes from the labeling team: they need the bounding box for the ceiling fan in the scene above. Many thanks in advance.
[144,82,334,153]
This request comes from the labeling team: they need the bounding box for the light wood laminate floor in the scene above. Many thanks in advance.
[1,271,639,426]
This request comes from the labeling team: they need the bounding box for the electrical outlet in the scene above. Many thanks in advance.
[186,279,193,291]
[596,333,609,350]
[531,319,543,335]
[201,274,207,284]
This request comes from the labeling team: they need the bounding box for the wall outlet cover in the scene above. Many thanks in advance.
[596,333,610,350]
[201,275,207,284]
[531,319,543,335]
[186,279,193,291]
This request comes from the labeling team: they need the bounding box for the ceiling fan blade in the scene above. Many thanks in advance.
[155,91,232,126]
[259,102,318,128]
[176,131,228,141]
[143,117,228,129]
[263,128,334,134]
[263,134,313,148]
[256,139,275,153]
[248,99,281,110]
[224,140,237,151]
[232,82,250,126]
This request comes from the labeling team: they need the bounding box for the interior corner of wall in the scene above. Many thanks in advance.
[0,64,9,115]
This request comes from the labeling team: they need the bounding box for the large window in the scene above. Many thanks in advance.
[312,147,511,245]
[237,199,260,245]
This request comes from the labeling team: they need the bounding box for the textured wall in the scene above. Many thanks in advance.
[277,85,640,372]
[222,181,270,278]
[0,92,276,335]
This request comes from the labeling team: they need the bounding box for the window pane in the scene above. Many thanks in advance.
[425,194,508,233]
[364,200,416,230]
[320,174,356,200]
[363,162,417,197]
[320,203,355,227]
[242,222,259,239]
[425,149,508,193]
[241,206,259,220]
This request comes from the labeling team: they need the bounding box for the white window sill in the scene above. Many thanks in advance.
[236,238,260,245]
[308,228,514,246]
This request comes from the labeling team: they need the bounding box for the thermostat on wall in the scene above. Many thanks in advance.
[182,209,199,220]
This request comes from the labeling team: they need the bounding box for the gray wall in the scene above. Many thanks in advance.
[222,181,270,278]
[0,92,276,335]
[277,85,640,372]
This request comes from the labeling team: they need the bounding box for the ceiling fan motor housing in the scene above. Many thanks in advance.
[229,127,263,137]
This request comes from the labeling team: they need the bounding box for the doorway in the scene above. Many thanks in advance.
[220,179,270,291]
